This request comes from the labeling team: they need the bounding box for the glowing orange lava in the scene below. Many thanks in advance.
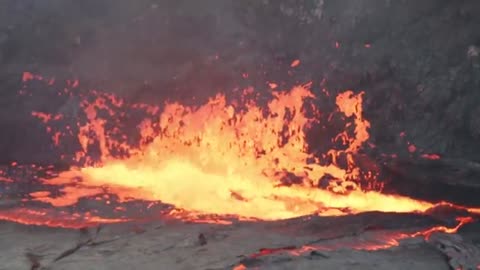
[0,208,128,229]
[233,216,476,268]
[11,73,480,224]
[411,216,474,240]
[23,78,438,221]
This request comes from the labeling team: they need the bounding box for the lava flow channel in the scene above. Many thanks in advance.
[231,217,477,270]
[4,73,478,224]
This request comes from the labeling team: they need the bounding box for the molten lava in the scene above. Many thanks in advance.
[232,216,476,269]
[2,72,477,227]
[0,72,477,270]
[21,75,439,221]
[0,208,128,229]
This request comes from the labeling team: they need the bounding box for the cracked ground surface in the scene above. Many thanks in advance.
[1,212,479,270]
[0,215,478,270]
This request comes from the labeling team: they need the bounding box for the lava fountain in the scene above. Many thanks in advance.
[1,72,478,227]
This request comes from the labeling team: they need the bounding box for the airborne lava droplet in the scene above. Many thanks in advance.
[22,72,34,82]
[233,264,247,270]
[421,153,441,160]
[268,82,278,89]
[290,59,301,67]
[408,144,417,153]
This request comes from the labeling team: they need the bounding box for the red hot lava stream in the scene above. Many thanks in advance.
[232,216,477,270]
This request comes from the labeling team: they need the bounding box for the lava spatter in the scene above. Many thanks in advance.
[1,72,477,228]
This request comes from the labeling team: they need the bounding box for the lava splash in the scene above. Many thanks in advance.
[0,72,477,227]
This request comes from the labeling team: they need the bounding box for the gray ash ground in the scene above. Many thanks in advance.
[1,203,479,269]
